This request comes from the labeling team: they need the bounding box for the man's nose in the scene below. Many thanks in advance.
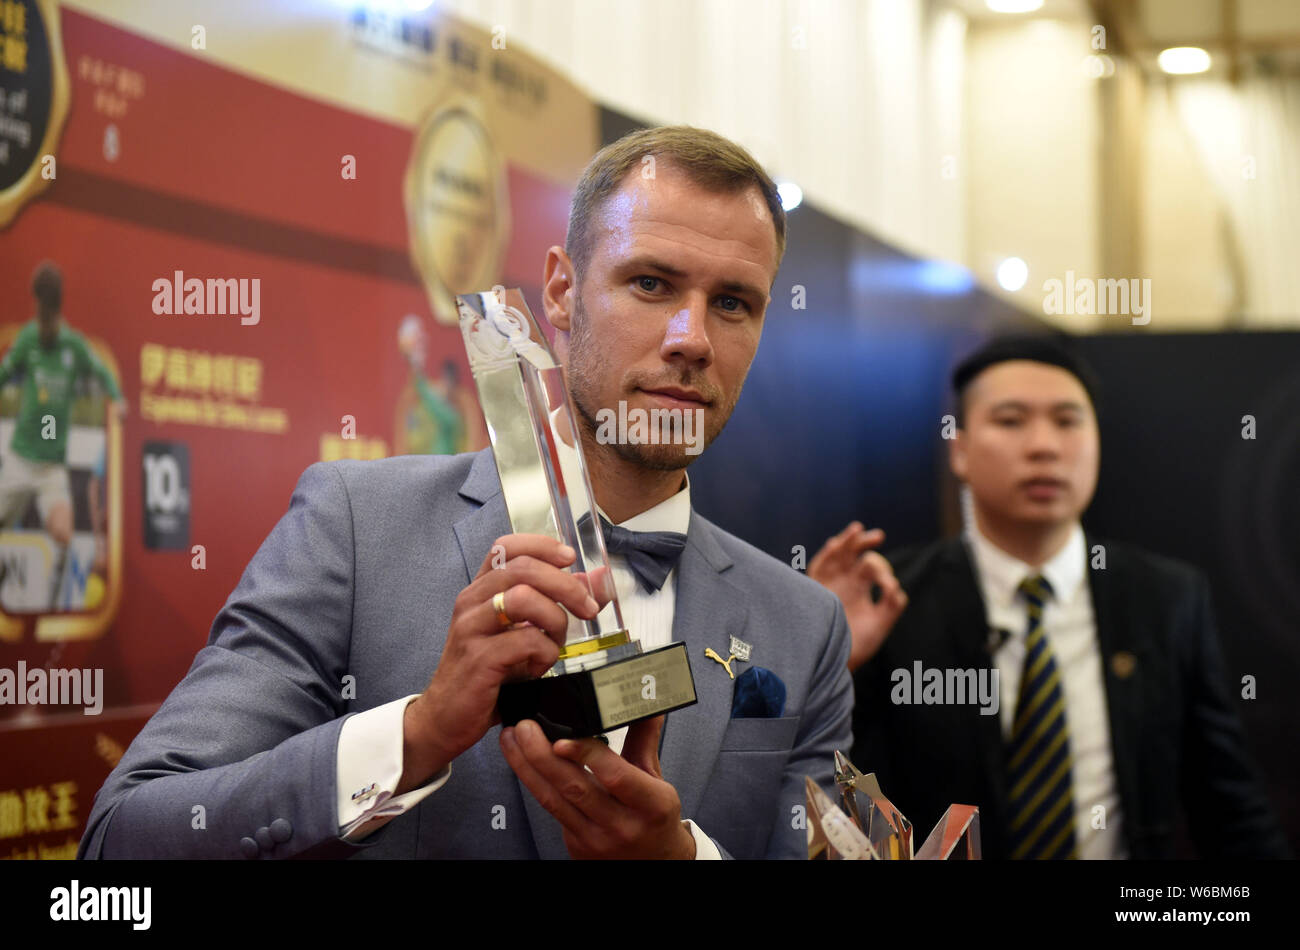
[660,295,714,366]
[1025,418,1063,456]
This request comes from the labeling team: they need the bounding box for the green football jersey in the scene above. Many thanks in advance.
[0,320,122,464]
[414,371,464,456]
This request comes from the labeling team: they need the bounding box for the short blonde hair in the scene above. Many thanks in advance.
[565,125,786,279]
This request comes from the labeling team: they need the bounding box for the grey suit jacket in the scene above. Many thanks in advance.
[79,449,852,859]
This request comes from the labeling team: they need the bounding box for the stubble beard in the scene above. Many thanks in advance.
[565,293,739,472]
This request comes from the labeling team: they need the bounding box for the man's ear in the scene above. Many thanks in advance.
[542,246,576,333]
[949,427,968,482]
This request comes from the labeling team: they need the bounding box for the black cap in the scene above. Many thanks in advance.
[952,333,1101,423]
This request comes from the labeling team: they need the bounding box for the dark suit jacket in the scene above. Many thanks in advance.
[79,450,853,860]
[851,535,1289,859]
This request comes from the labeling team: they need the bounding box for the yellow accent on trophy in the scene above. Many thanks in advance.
[556,629,631,660]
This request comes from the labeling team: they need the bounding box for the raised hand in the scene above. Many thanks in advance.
[808,521,908,672]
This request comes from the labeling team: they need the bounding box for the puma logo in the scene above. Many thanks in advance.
[704,647,739,680]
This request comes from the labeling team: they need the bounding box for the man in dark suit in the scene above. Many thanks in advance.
[78,125,853,861]
[813,335,1288,859]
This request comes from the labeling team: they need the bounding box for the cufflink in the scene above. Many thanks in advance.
[351,782,379,804]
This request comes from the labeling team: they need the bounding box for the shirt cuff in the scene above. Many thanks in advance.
[337,694,450,841]
[685,819,722,860]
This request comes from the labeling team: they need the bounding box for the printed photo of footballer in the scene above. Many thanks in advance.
[0,261,126,616]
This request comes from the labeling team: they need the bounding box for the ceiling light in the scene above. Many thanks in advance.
[985,0,1044,13]
[1158,47,1211,75]
[996,257,1028,292]
[777,181,803,212]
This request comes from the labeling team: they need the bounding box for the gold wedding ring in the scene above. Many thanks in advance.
[492,591,512,629]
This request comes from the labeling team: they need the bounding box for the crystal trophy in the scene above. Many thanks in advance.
[804,751,981,860]
[456,288,698,741]
[805,777,879,861]
[835,750,914,859]
[915,804,982,860]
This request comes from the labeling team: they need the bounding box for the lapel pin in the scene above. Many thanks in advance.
[704,647,736,679]
[729,636,753,663]
[1111,651,1137,679]
[705,637,753,680]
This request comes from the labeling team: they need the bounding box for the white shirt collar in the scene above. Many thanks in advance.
[965,520,1086,607]
[548,403,692,534]
[597,473,691,534]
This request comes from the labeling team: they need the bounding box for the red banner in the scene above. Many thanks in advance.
[0,0,597,857]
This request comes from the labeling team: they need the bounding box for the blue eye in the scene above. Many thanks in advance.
[636,276,661,292]
[718,295,745,313]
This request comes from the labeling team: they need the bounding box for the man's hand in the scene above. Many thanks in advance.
[398,534,603,794]
[500,714,697,859]
[808,521,908,673]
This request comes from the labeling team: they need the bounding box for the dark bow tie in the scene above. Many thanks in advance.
[596,515,687,594]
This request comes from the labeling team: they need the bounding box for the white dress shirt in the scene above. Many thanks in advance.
[335,472,721,859]
[965,522,1127,859]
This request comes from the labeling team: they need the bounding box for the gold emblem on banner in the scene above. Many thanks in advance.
[0,0,71,230]
[404,96,510,326]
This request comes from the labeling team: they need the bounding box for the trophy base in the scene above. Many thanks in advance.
[498,642,697,741]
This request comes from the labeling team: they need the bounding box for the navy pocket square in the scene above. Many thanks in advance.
[731,666,786,719]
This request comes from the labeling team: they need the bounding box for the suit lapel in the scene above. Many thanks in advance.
[1086,535,1143,853]
[658,511,749,823]
[941,539,1011,846]
[451,449,509,582]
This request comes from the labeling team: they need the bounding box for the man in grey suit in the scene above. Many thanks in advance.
[78,125,853,860]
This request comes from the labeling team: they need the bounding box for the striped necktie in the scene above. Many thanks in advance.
[1006,574,1078,860]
